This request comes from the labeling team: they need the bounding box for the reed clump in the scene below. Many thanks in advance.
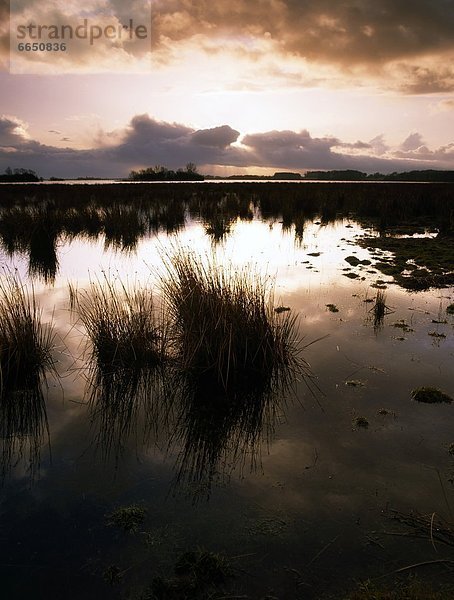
[160,249,311,395]
[0,275,55,475]
[370,289,393,331]
[71,275,168,371]
[70,276,172,459]
[0,275,55,393]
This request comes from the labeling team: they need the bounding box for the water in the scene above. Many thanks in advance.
[0,185,452,599]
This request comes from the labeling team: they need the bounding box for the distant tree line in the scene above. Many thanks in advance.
[304,169,454,182]
[0,167,41,182]
[129,163,204,181]
[2,165,454,183]
[209,169,454,182]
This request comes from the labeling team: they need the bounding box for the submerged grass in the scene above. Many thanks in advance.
[145,549,233,600]
[106,504,147,533]
[0,274,55,476]
[341,578,454,599]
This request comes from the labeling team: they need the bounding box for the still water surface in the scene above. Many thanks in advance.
[0,194,453,598]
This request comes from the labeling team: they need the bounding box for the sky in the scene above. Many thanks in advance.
[0,0,453,177]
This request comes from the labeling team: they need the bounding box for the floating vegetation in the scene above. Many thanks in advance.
[353,416,369,428]
[371,281,388,289]
[392,320,414,333]
[377,408,397,418]
[345,255,371,266]
[0,274,55,477]
[448,443,454,456]
[411,387,453,404]
[428,331,446,338]
[106,505,146,533]
[346,380,365,387]
[447,304,454,315]
[145,549,233,600]
[326,303,339,313]
[359,233,454,290]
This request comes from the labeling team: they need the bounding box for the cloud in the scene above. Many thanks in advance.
[106,117,245,170]
[393,62,454,93]
[240,129,341,170]
[0,113,453,177]
[400,132,426,151]
[368,135,390,155]
[6,0,153,74]
[0,114,30,145]
[191,125,240,148]
[2,0,454,90]
[145,0,454,91]
[393,141,454,161]
[435,99,454,111]
[148,0,454,65]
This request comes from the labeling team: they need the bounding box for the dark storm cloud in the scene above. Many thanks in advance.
[241,129,341,170]
[191,125,240,148]
[0,114,452,177]
[109,115,242,166]
[150,0,454,67]
[2,1,453,89]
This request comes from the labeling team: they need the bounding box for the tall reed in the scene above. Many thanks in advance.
[70,275,171,459]
[370,289,393,332]
[0,274,55,476]
[70,275,168,371]
[160,249,313,395]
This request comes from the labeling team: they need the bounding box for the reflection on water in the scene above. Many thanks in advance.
[0,386,49,479]
[172,357,296,499]
[87,365,172,464]
[0,182,451,284]
[0,183,452,599]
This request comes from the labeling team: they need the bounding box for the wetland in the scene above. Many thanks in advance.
[0,181,453,599]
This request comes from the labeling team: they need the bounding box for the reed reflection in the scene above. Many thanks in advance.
[70,276,173,461]
[171,356,297,499]
[69,249,316,495]
[160,247,316,499]
[0,275,55,479]
[0,183,451,288]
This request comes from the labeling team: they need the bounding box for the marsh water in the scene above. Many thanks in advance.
[0,183,453,599]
